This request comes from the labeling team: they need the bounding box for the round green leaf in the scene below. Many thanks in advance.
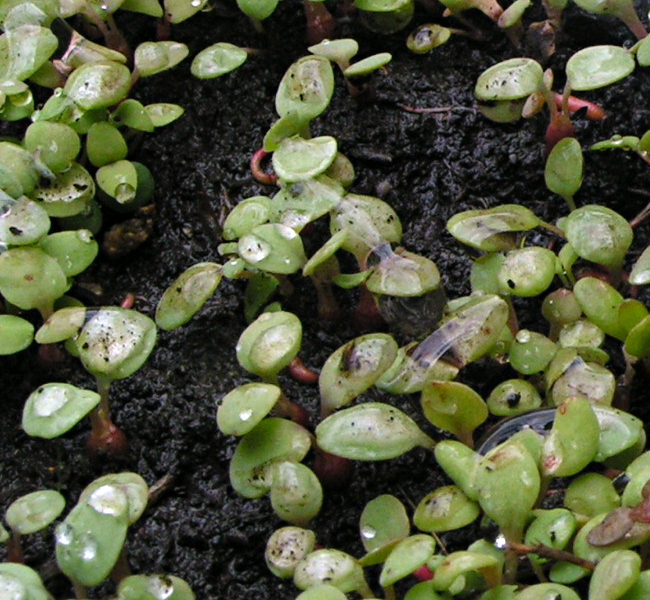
[359,494,409,561]
[22,382,100,439]
[6,490,65,535]
[64,61,132,110]
[344,53,392,78]
[145,103,184,127]
[0,25,58,81]
[272,135,337,182]
[0,141,39,199]
[294,549,368,594]
[78,473,148,525]
[216,382,281,436]
[319,333,398,415]
[117,574,195,600]
[0,314,34,355]
[366,246,441,297]
[564,473,620,518]
[265,526,316,579]
[24,122,81,174]
[487,379,542,417]
[474,58,543,101]
[573,277,626,340]
[275,55,334,122]
[135,41,189,77]
[0,197,50,246]
[238,223,307,274]
[316,402,435,460]
[86,122,128,167]
[589,549,640,600]
[32,162,95,217]
[236,0,279,20]
[380,534,436,587]
[74,307,157,381]
[156,262,222,330]
[0,246,68,312]
[229,418,312,498]
[269,461,323,526]
[191,42,247,79]
[545,137,583,200]
[163,0,208,23]
[407,24,452,54]
[566,45,635,91]
[236,310,302,379]
[40,229,98,276]
[414,485,480,533]
[308,38,358,65]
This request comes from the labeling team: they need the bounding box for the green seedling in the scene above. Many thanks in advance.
[191,42,249,79]
[0,314,34,355]
[379,534,436,589]
[36,306,157,455]
[316,402,436,460]
[420,380,488,447]
[486,379,542,417]
[414,485,480,533]
[319,333,398,418]
[22,382,101,439]
[269,461,323,526]
[406,24,453,53]
[524,509,576,566]
[216,382,282,436]
[265,526,317,579]
[117,574,195,600]
[4,490,65,562]
[133,41,189,77]
[293,548,373,596]
[355,0,414,34]
[564,473,620,520]
[359,495,409,566]
[545,137,583,211]
[0,563,53,600]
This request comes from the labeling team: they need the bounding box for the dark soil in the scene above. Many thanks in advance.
[3,2,650,599]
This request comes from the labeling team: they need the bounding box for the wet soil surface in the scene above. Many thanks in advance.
[3,2,650,598]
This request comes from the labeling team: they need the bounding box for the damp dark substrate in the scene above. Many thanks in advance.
[3,2,650,598]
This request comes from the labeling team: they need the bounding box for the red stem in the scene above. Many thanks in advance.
[250,149,278,186]
[553,92,606,120]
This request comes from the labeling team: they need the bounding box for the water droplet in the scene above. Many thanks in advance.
[87,484,127,516]
[360,526,376,540]
[239,409,253,421]
[190,0,201,6]
[77,229,93,243]
[55,522,74,545]
[516,330,531,344]
[33,386,68,417]
[240,236,270,264]
[148,575,174,599]
[494,533,507,549]
[78,532,98,561]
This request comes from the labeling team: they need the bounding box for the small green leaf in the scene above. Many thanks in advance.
[541,397,599,477]
[514,583,581,600]
[447,204,540,252]
[407,24,452,54]
[545,137,583,200]
[79,473,148,525]
[316,402,435,460]
[308,39,358,66]
[237,0,279,19]
[574,277,626,340]
[74,307,157,381]
[117,574,195,600]
[222,196,271,240]
[272,135,337,182]
[265,526,316,579]
[566,45,635,91]
[6,490,65,534]
[487,379,542,417]
[629,246,650,285]
[145,103,184,127]
[564,473,620,518]
[269,462,322,526]
[474,58,543,101]
[0,314,34,355]
[216,382,281,436]
[366,246,441,297]
[86,122,128,167]
[0,25,58,81]
[135,41,188,76]
[421,381,488,446]
[275,55,334,122]
[24,122,81,174]
[236,310,302,380]
[155,262,222,330]
[414,485,480,533]
[564,205,632,271]
[238,223,307,274]
[64,61,131,110]
[294,549,369,595]
[589,549,640,600]
[320,333,398,415]
[524,509,576,565]
[229,418,312,498]
[32,162,95,217]
[497,247,557,297]
[431,551,501,591]
[359,494,409,563]
[40,230,98,277]
[0,197,50,246]
[191,42,247,79]
[119,0,163,16]
[22,382,100,439]
[380,534,436,587]
[344,52,392,78]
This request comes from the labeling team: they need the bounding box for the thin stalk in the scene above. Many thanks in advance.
[87,377,128,456]
[72,580,88,600]
[615,3,648,40]
[382,585,397,600]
